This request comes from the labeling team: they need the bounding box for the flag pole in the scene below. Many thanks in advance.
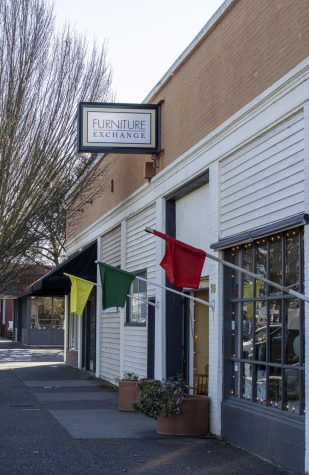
[127,293,158,308]
[145,227,309,304]
[135,276,214,309]
[95,261,214,309]
[93,263,159,308]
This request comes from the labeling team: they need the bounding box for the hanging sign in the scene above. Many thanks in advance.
[78,102,160,154]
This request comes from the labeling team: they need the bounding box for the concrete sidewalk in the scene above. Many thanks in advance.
[0,340,295,474]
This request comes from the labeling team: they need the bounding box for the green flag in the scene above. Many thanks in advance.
[98,262,135,310]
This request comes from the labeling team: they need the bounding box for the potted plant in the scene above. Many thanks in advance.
[134,376,209,436]
[118,372,140,412]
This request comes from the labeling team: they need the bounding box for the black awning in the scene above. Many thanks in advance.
[210,213,309,251]
[23,241,97,296]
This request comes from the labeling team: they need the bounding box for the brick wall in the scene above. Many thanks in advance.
[67,0,309,241]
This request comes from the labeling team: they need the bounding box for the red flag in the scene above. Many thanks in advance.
[146,228,206,288]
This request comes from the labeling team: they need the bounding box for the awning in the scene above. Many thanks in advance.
[23,242,97,297]
[210,213,309,251]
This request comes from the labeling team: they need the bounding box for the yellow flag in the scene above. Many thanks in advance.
[64,273,95,315]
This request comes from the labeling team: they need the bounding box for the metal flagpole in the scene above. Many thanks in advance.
[127,293,158,308]
[145,227,309,304]
[95,261,214,309]
[84,275,157,308]
[136,276,214,309]
[205,251,309,304]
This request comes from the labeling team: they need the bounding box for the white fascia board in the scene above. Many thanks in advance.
[66,57,309,255]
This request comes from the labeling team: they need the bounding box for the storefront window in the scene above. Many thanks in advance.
[225,227,304,415]
[31,297,64,330]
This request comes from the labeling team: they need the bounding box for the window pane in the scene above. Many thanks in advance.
[242,245,253,298]
[242,303,253,359]
[52,297,65,329]
[285,231,300,291]
[230,303,238,358]
[230,361,240,397]
[269,236,282,294]
[284,369,300,414]
[269,367,282,409]
[242,363,252,401]
[255,328,267,361]
[128,272,147,324]
[285,299,300,364]
[31,297,64,329]
[256,364,267,405]
[256,301,267,328]
[256,241,267,296]
[230,247,240,299]
[255,301,267,361]
[269,300,282,364]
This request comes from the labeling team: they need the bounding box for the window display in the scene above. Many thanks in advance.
[225,228,304,415]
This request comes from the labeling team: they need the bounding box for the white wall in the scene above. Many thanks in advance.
[220,112,304,238]
[124,205,156,377]
[100,225,121,384]
[176,183,210,276]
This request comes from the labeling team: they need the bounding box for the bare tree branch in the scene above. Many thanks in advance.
[0,0,113,291]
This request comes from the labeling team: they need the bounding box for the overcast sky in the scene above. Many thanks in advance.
[53,0,224,103]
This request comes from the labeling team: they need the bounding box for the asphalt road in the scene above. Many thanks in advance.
[0,338,296,474]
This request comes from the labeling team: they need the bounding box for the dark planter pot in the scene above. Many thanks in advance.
[157,395,209,436]
[118,380,139,411]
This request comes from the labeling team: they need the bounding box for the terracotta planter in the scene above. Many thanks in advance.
[118,380,139,411]
[157,395,209,436]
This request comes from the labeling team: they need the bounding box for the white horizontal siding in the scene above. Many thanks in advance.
[100,226,121,384]
[124,205,156,378]
[123,326,148,378]
[220,112,304,237]
[126,205,156,295]
[176,183,209,276]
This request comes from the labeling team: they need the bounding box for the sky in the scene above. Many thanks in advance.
[52,0,224,104]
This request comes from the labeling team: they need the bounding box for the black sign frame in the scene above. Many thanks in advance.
[78,102,160,154]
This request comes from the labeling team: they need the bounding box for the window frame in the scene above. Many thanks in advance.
[30,296,64,330]
[125,269,147,326]
[224,227,305,417]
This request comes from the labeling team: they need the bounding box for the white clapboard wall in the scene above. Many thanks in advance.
[176,183,209,275]
[100,225,121,384]
[220,112,304,238]
[124,205,156,377]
